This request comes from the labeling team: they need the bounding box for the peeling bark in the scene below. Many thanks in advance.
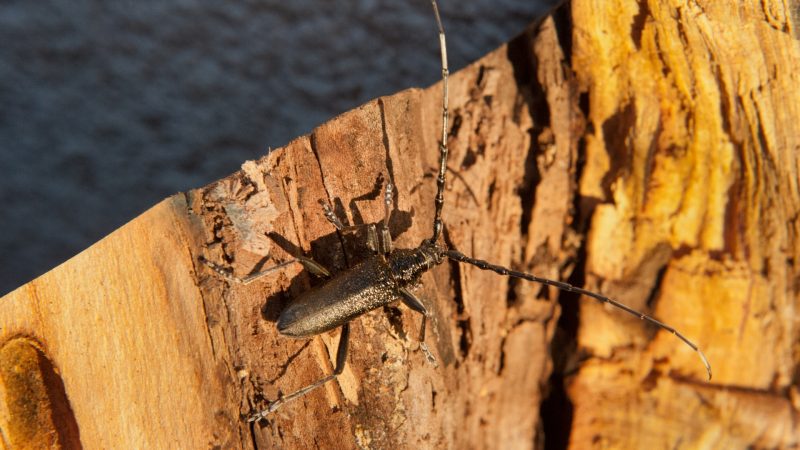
[192,14,579,450]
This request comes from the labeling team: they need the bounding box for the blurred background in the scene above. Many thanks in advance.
[0,0,559,295]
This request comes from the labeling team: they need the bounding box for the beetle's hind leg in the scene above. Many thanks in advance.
[248,323,351,422]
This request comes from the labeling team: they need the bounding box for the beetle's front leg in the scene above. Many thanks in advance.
[200,255,331,284]
[320,180,395,255]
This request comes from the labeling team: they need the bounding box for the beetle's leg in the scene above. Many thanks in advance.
[320,200,357,232]
[320,181,394,256]
[320,200,381,254]
[248,323,350,422]
[200,255,331,285]
[378,182,393,255]
[366,224,380,254]
[399,288,438,367]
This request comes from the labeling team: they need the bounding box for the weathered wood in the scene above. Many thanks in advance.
[1,1,799,448]
[568,0,800,448]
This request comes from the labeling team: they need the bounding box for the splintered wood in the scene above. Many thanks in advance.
[570,0,800,448]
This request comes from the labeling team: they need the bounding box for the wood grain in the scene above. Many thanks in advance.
[0,196,240,448]
[569,0,800,448]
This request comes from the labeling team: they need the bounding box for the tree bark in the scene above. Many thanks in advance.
[567,1,800,448]
[192,15,579,448]
[1,1,799,449]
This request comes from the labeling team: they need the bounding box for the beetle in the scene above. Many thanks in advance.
[202,0,711,423]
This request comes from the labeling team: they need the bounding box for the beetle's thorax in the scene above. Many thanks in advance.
[387,240,446,287]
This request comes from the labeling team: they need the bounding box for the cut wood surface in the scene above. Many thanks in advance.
[1,1,799,449]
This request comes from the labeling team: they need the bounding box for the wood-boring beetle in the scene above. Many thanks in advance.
[202,0,712,423]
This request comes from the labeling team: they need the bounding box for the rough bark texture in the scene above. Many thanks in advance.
[1,1,799,449]
[568,1,800,448]
[192,16,579,449]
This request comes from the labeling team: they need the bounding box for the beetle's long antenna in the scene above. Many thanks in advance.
[445,250,712,380]
[430,0,449,244]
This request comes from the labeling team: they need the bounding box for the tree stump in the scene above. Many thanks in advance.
[567,1,800,448]
[1,1,798,449]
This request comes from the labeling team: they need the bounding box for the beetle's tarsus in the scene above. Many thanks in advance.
[420,342,438,368]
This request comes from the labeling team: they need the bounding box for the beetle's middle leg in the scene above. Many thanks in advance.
[399,288,438,367]
[248,322,351,422]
